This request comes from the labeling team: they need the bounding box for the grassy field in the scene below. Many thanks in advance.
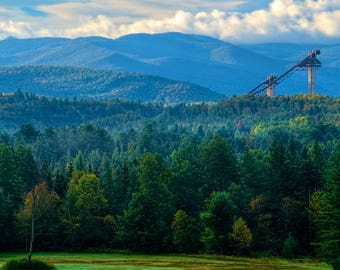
[0,252,331,270]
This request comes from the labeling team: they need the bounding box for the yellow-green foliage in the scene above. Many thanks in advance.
[229,217,253,254]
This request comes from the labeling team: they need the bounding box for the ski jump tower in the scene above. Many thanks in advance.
[306,50,321,95]
[249,50,321,96]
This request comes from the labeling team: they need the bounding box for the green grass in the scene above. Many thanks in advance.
[0,258,55,270]
[0,252,331,270]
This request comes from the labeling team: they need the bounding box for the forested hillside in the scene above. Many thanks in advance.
[0,66,224,103]
[0,92,339,266]
[0,33,338,96]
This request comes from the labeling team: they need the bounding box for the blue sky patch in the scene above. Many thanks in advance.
[21,7,48,17]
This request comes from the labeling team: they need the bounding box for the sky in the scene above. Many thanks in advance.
[0,0,339,43]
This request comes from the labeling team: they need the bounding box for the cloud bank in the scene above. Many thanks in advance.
[0,0,339,43]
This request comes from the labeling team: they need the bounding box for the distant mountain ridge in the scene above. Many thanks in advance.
[0,66,224,103]
[0,32,338,97]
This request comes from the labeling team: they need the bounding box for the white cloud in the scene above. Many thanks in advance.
[312,10,340,36]
[0,0,339,43]
[0,20,33,38]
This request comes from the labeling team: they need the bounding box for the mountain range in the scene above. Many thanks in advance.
[0,32,338,98]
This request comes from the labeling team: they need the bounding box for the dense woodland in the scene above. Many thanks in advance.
[0,92,339,268]
[0,66,224,103]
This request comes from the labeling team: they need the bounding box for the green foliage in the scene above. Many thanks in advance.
[116,153,174,252]
[0,144,23,209]
[316,145,340,270]
[200,192,236,253]
[0,66,223,103]
[73,151,85,172]
[110,163,133,215]
[282,233,298,259]
[168,136,203,216]
[0,187,10,250]
[199,136,238,197]
[15,124,39,144]
[171,210,201,253]
[248,195,274,252]
[15,145,39,193]
[15,182,61,250]
[229,217,253,255]
[63,173,109,248]
[0,93,339,256]
[240,148,267,198]
[1,258,55,270]
[0,144,23,249]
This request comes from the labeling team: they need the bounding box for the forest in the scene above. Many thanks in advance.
[0,66,223,103]
[0,91,339,268]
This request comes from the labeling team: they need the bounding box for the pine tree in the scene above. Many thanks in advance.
[199,136,239,197]
[15,145,39,193]
[74,150,85,172]
[116,153,174,252]
[317,146,340,270]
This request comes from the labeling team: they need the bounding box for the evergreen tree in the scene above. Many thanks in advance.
[51,169,68,198]
[199,136,239,198]
[240,148,267,199]
[282,233,298,259]
[168,136,202,216]
[299,143,325,250]
[308,142,325,191]
[111,163,133,215]
[0,144,23,249]
[15,145,39,193]
[74,150,85,172]
[0,144,23,210]
[15,124,39,144]
[265,140,288,251]
[116,153,174,252]
[100,157,114,212]
[267,139,286,201]
[317,146,340,270]
[284,136,301,197]
[0,187,11,250]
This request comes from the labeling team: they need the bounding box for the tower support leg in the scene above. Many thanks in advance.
[266,85,274,97]
[308,66,316,95]
[266,75,276,97]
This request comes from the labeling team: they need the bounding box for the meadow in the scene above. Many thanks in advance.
[0,253,331,270]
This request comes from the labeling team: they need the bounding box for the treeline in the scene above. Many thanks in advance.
[0,133,338,257]
[1,91,339,148]
[0,93,339,267]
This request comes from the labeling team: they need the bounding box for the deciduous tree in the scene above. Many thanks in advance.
[63,173,109,248]
[171,210,201,253]
[200,191,236,254]
[16,182,60,264]
[229,217,252,255]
